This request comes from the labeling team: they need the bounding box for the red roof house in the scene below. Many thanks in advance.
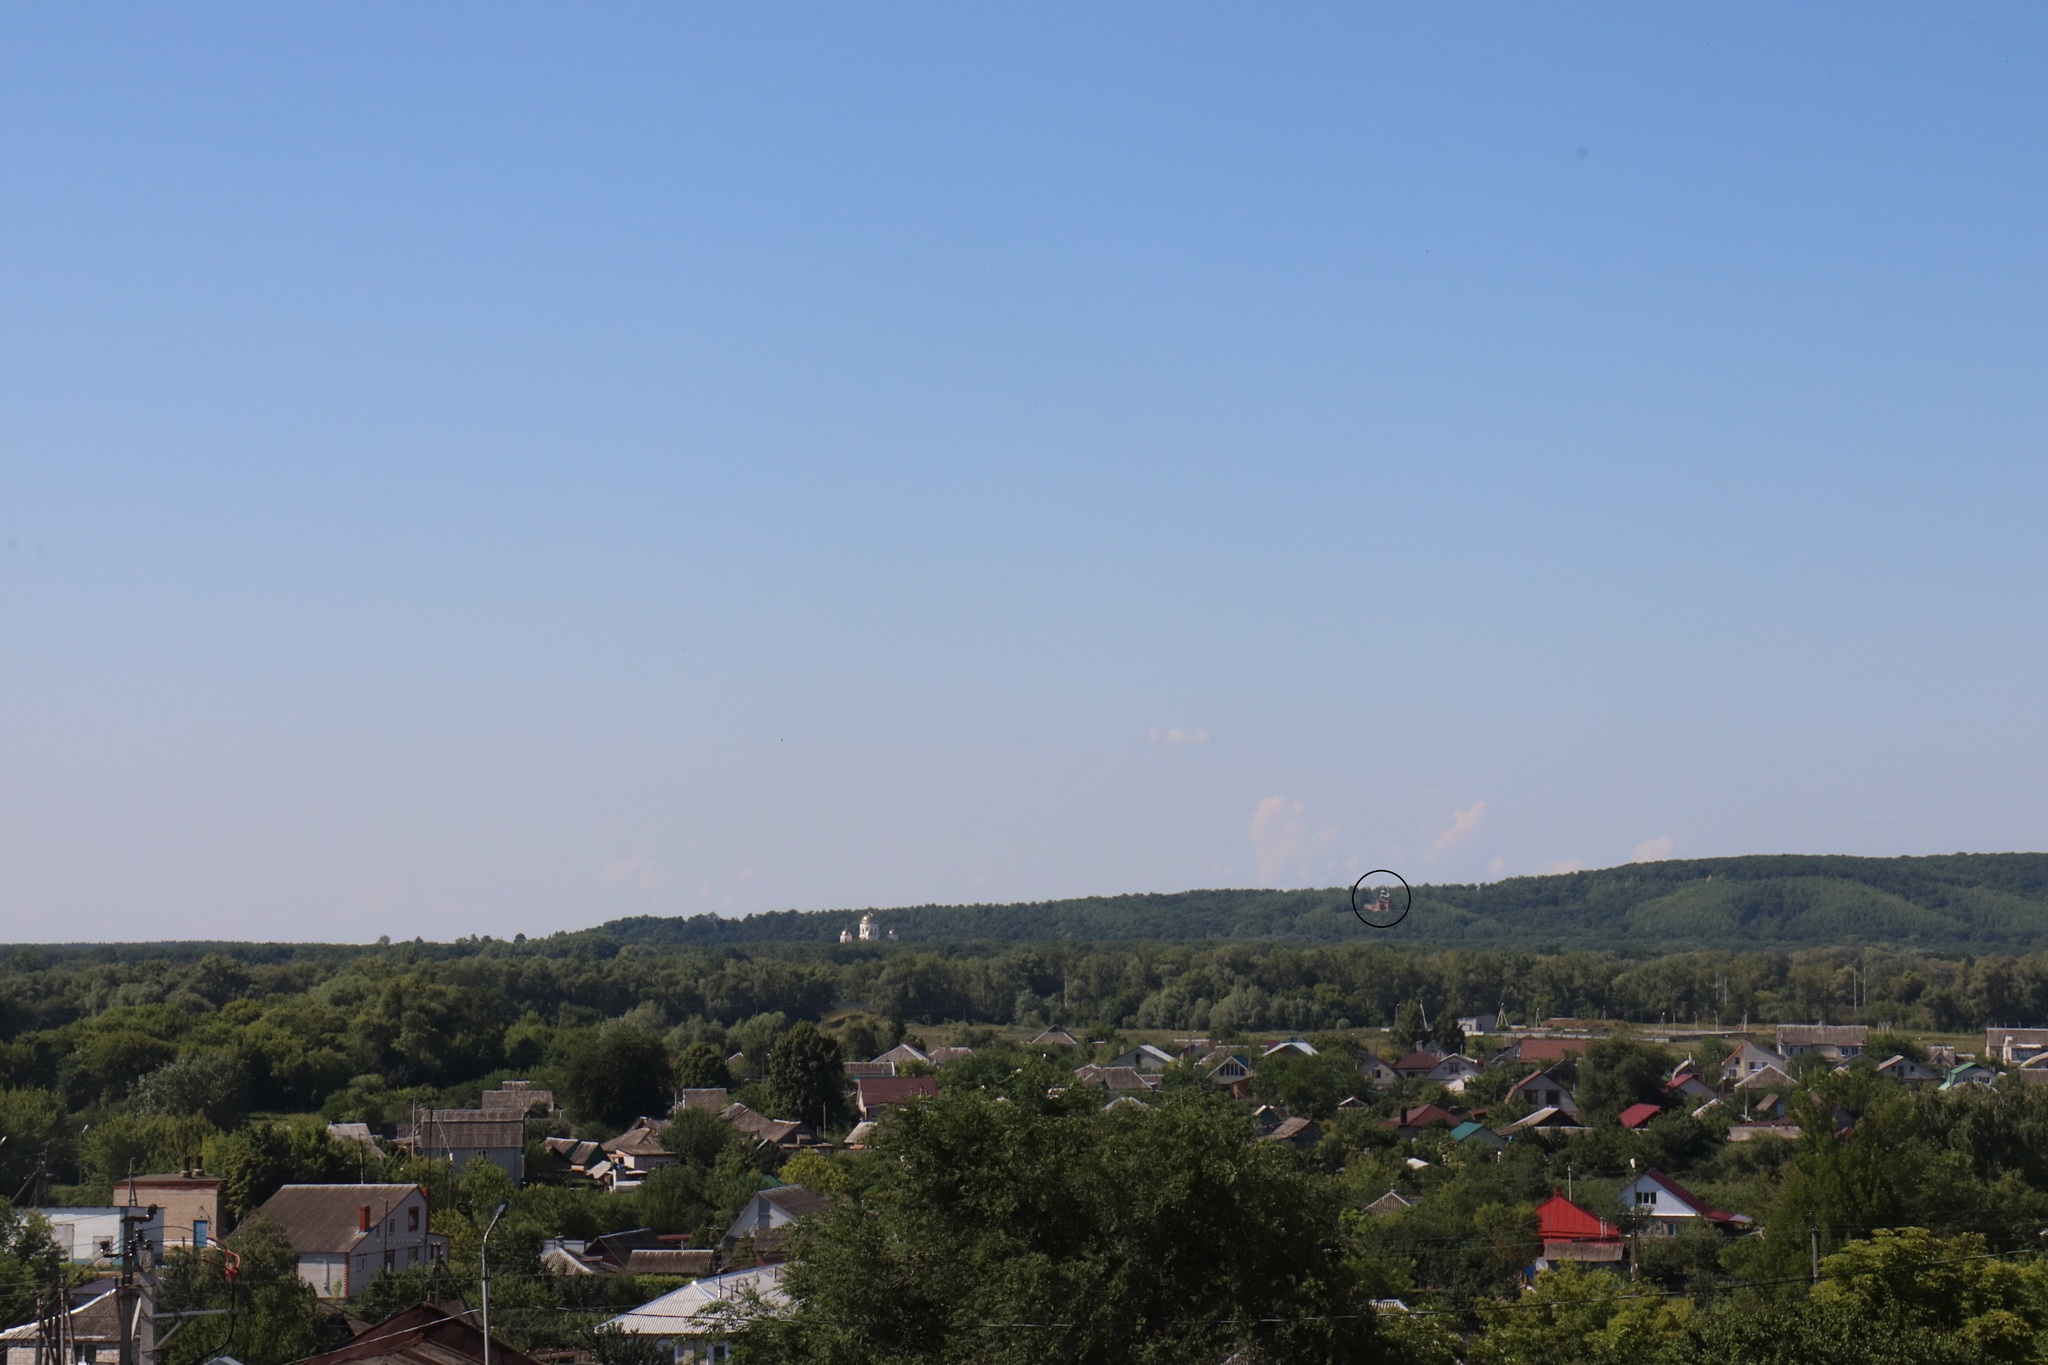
[1617,1102,1663,1130]
[1382,1104,1459,1138]
[1535,1190,1619,1243]
[1391,1050,1446,1078]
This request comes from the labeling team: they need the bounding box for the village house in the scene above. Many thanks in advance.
[1618,1102,1663,1130]
[1264,1117,1323,1150]
[1030,1027,1081,1047]
[1664,1064,1718,1104]
[677,1088,730,1111]
[1986,1028,2048,1067]
[1534,1190,1623,1271]
[1424,1055,1484,1093]
[1385,1105,1460,1139]
[255,1183,444,1299]
[1108,1042,1178,1073]
[116,1167,221,1250]
[1506,1068,1580,1120]
[1489,1037,1587,1070]
[1457,1013,1501,1036]
[1072,1064,1156,1096]
[397,1109,526,1184]
[1450,1121,1506,1150]
[1203,1052,1255,1100]
[1941,1062,1999,1090]
[1361,1056,1400,1088]
[721,1187,832,1261]
[29,1208,163,1265]
[0,1282,123,1365]
[1364,1189,1417,1216]
[856,1075,939,1118]
[1390,1049,1445,1080]
[842,1061,897,1079]
[872,1042,930,1068]
[1617,1168,1753,1237]
[1262,1037,1317,1059]
[603,1265,788,1364]
[1873,1054,1940,1085]
[1721,1039,1790,1081]
[719,1103,813,1150]
[597,1118,681,1190]
[1776,1024,1867,1063]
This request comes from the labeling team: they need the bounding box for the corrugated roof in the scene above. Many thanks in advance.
[296,1303,540,1365]
[403,1110,524,1149]
[256,1184,422,1255]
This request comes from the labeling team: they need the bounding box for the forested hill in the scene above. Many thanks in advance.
[586,853,2048,954]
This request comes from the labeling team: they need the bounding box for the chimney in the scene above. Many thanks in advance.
[359,1205,372,1232]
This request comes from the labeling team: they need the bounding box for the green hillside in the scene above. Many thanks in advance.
[584,852,2048,954]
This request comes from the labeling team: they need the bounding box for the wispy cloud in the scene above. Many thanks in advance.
[1249,796,1333,884]
[1428,801,1487,859]
[1148,726,1211,746]
[1631,835,1675,863]
[1486,856,1507,879]
[1544,858,1585,875]
[601,854,672,891]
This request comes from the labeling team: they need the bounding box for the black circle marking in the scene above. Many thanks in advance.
[1349,870,1411,930]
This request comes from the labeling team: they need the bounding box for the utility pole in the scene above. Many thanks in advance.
[117,1204,157,1365]
[1809,1225,1821,1284]
[480,1200,509,1365]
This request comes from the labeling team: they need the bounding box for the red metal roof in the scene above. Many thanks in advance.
[1618,1103,1663,1130]
[1535,1191,1618,1243]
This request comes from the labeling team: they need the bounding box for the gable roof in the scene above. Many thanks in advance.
[719,1103,809,1146]
[403,1110,524,1150]
[602,1120,671,1157]
[603,1266,788,1335]
[1388,1104,1458,1130]
[1733,1064,1796,1092]
[1392,1050,1445,1074]
[1364,1189,1417,1216]
[1501,1038,1588,1066]
[1631,1168,1752,1224]
[1030,1028,1081,1046]
[873,1043,929,1066]
[1265,1116,1321,1143]
[1617,1103,1663,1130]
[1535,1191,1618,1242]
[256,1185,424,1255]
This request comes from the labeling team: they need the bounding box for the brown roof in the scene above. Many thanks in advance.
[602,1121,670,1157]
[762,1186,832,1219]
[481,1086,553,1114]
[256,1184,423,1255]
[622,1249,717,1276]
[0,1287,120,1345]
[856,1076,939,1109]
[719,1103,809,1146]
[403,1110,525,1149]
[1777,1025,1868,1046]
[296,1303,541,1365]
[1505,1038,1588,1065]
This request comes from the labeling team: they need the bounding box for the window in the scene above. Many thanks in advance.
[194,1219,209,1248]
[408,1206,420,1232]
[384,1250,395,1270]
[1635,1190,1656,1207]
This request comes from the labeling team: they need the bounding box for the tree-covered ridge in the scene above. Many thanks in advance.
[584,852,2048,952]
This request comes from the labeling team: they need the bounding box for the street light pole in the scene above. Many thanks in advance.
[480,1200,509,1365]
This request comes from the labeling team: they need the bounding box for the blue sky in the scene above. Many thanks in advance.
[3,5,2044,941]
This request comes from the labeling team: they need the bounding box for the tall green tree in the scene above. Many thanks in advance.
[675,1042,733,1091]
[560,1027,675,1130]
[764,1023,846,1127]
[740,1090,1386,1365]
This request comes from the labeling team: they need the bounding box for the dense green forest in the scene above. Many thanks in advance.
[507,852,2048,952]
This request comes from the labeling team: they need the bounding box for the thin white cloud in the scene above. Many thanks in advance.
[1428,802,1488,859]
[1249,796,1333,884]
[1544,858,1585,875]
[1148,726,1212,746]
[1631,835,1675,863]
[1486,856,1507,880]
[601,855,672,891]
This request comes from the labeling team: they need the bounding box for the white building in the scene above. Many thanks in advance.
[255,1183,445,1299]
[604,1266,788,1364]
[30,1208,162,1265]
[858,913,877,942]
